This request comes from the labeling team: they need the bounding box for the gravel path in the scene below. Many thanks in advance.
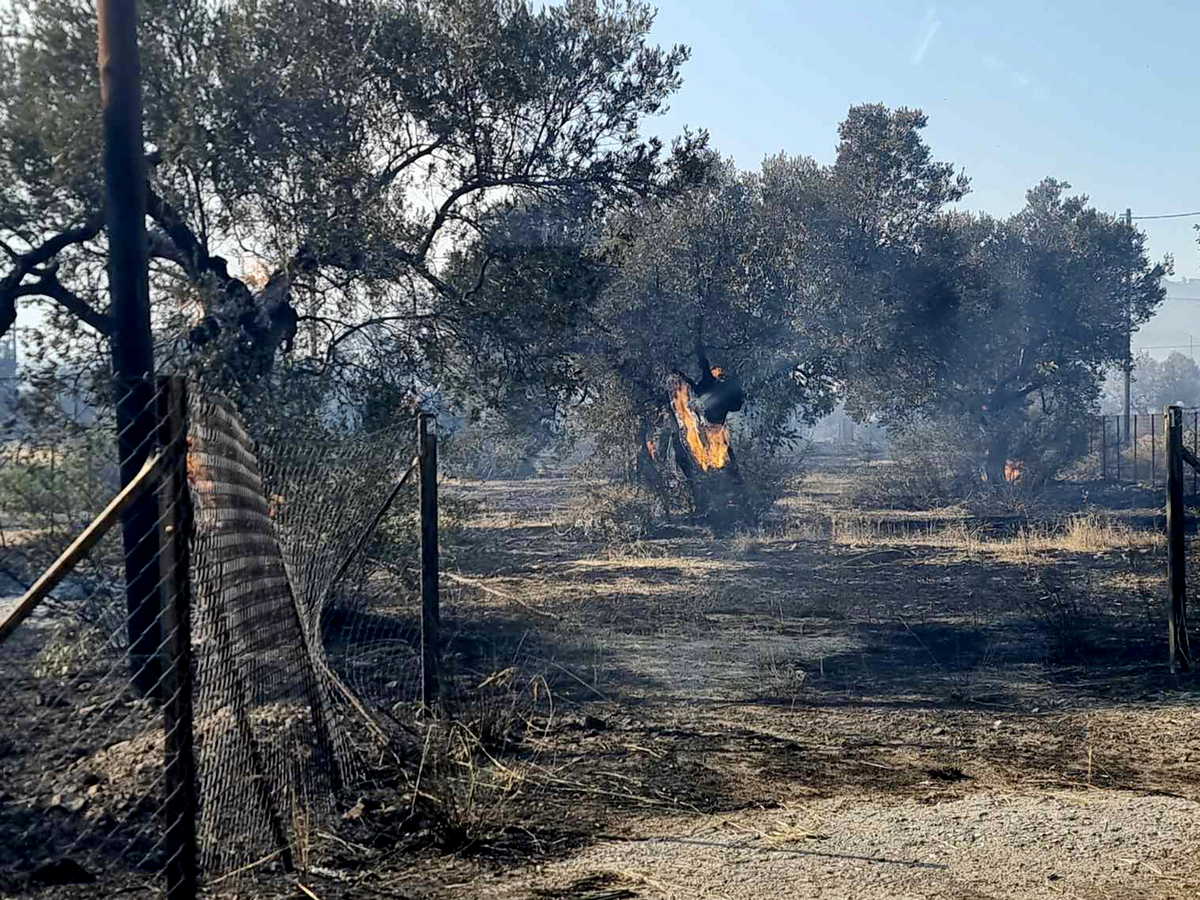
[483,791,1200,900]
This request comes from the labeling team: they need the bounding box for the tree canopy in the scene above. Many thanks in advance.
[0,0,694,399]
[845,179,1168,482]
[0,0,1174,498]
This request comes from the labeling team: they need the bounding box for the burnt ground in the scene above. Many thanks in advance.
[3,460,1200,899]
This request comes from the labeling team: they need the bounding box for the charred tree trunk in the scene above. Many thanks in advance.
[984,430,1010,486]
[634,413,674,514]
[666,373,744,529]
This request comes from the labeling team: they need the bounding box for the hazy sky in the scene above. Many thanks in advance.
[644,0,1200,279]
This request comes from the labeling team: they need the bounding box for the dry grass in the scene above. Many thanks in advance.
[830,511,1161,562]
[555,481,661,543]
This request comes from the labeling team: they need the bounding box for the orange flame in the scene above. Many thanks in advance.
[710,366,723,378]
[645,438,657,462]
[1003,460,1023,484]
[670,378,730,471]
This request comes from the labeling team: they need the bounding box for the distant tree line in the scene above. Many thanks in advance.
[1102,352,1200,415]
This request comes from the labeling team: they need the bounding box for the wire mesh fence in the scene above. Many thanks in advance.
[0,378,190,894]
[0,375,456,897]
[3,373,1199,897]
[1089,409,1200,493]
[251,411,420,721]
[187,388,349,888]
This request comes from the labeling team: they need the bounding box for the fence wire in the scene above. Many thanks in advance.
[251,412,434,735]
[0,379,189,894]
[1,371,451,898]
[187,391,350,887]
[1088,410,1200,493]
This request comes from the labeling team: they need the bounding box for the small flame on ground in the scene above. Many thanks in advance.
[670,379,730,471]
[645,438,657,461]
[1003,460,1023,483]
[710,366,723,378]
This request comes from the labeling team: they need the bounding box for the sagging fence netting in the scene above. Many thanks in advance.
[0,377,454,897]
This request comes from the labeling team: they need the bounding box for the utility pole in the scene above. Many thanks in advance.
[1123,208,1132,446]
[98,0,160,697]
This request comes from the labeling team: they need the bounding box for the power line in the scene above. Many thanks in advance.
[1131,210,1200,220]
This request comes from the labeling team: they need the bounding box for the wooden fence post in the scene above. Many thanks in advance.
[419,414,440,711]
[157,376,197,900]
[1165,405,1191,673]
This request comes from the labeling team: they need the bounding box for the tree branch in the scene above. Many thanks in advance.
[16,270,114,334]
[0,213,106,337]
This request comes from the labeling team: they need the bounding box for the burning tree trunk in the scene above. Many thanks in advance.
[630,340,748,528]
[665,370,745,528]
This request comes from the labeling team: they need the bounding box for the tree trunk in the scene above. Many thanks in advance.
[634,414,674,513]
[665,374,743,529]
[984,430,1010,486]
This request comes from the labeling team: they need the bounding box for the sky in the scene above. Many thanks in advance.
[642,0,1200,280]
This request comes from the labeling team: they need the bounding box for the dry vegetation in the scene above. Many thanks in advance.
[4,456,1200,899]
[829,511,1163,561]
[314,458,1199,899]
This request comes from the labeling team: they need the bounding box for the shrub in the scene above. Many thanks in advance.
[558,481,661,543]
[853,417,981,509]
[1017,568,1105,664]
[729,431,803,527]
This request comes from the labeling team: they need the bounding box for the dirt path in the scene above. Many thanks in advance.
[481,791,1200,900]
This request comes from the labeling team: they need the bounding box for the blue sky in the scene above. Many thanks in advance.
[644,0,1200,279]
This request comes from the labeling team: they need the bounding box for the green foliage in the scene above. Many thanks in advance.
[849,179,1170,483]
[727,431,800,527]
[581,156,842,450]
[1,0,693,403]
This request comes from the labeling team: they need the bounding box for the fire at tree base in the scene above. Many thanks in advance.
[638,372,747,532]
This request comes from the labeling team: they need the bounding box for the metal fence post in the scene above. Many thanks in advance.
[419,413,441,710]
[1101,418,1107,481]
[1165,405,1190,672]
[1116,416,1122,483]
[1133,414,1138,483]
[157,376,197,899]
[1151,412,1157,489]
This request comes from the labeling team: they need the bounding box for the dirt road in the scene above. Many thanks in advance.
[482,791,1199,899]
